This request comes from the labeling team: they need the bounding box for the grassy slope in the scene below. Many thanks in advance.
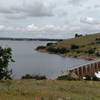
[49,33,100,58]
[0,80,100,100]
[57,33,100,47]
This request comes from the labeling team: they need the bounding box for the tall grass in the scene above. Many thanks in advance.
[0,80,99,100]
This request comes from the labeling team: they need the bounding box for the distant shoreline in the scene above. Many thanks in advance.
[0,37,63,41]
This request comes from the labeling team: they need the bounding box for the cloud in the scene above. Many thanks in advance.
[0,0,100,38]
[94,4,100,8]
[68,0,84,6]
[0,24,68,33]
[0,25,5,31]
[0,0,54,19]
[6,13,27,19]
[80,17,100,25]
[0,25,15,32]
[26,24,62,32]
[26,24,39,31]
[1,23,100,39]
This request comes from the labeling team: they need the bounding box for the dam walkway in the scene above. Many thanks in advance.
[67,60,100,77]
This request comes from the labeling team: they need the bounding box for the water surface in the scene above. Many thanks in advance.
[0,40,90,79]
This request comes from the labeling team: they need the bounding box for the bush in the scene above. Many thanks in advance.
[87,48,95,54]
[21,74,33,79]
[84,75,92,80]
[36,46,46,50]
[57,75,76,80]
[71,44,79,50]
[32,75,47,80]
[84,75,100,81]
[46,43,53,46]
[92,76,100,81]
[47,47,67,54]
[21,74,47,80]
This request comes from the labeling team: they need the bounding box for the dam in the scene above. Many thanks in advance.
[67,60,100,78]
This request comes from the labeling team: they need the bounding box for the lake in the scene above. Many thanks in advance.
[0,40,90,79]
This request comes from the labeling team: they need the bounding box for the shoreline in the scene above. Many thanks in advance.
[36,49,97,61]
[36,33,100,61]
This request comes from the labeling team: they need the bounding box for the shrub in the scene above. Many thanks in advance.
[46,43,53,46]
[57,75,77,80]
[87,48,95,54]
[36,46,46,50]
[21,74,33,79]
[84,75,92,80]
[21,74,47,80]
[76,50,81,53]
[92,76,100,81]
[32,75,47,80]
[84,75,100,81]
[71,44,79,50]
[47,47,67,54]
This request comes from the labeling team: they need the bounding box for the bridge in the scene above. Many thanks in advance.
[67,60,100,78]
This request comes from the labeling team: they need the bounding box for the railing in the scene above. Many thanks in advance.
[67,59,100,71]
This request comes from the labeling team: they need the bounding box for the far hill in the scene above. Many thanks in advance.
[0,37,63,41]
[36,33,100,60]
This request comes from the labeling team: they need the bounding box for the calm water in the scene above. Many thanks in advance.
[0,40,90,79]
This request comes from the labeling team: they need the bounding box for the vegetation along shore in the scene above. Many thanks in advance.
[36,33,100,61]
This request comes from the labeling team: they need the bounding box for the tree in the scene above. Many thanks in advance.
[0,46,14,80]
[21,74,47,80]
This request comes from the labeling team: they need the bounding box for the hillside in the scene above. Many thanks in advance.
[36,33,100,60]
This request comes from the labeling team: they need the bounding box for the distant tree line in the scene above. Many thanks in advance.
[21,74,47,80]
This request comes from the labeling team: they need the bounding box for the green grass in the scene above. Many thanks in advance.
[43,33,100,59]
[57,33,100,46]
[0,80,100,100]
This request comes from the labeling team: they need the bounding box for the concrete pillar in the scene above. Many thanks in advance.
[83,66,87,76]
[87,64,91,76]
[79,67,82,77]
[98,62,100,71]
[89,64,92,76]
[86,65,89,75]
[77,68,79,76]
[96,62,99,72]
[91,63,95,76]
[81,66,84,77]
[94,63,98,72]
[91,64,93,75]
[74,68,78,75]
[85,65,88,75]
[90,63,95,76]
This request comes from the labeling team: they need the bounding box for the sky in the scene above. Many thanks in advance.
[0,0,100,38]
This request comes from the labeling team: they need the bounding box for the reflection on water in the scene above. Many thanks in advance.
[0,40,90,79]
